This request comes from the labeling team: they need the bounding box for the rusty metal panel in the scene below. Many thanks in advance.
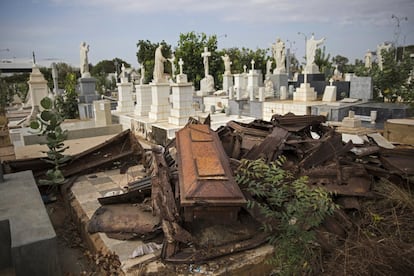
[176,124,246,209]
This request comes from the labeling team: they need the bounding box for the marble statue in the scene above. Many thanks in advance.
[80,41,90,77]
[140,64,145,85]
[272,38,286,73]
[332,64,342,81]
[221,54,232,75]
[266,59,272,75]
[364,50,372,69]
[153,45,167,83]
[264,76,274,94]
[306,35,325,67]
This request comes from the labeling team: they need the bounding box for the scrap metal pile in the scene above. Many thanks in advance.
[89,113,414,264]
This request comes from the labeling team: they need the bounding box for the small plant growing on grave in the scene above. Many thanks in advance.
[235,158,338,275]
[30,96,71,186]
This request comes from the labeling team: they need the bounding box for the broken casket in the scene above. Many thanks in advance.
[175,124,246,223]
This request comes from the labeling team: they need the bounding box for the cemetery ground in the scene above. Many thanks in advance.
[2,115,414,275]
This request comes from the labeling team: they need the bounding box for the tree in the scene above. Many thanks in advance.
[174,32,219,90]
[55,73,79,119]
[90,58,130,94]
[136,40,172,84]
[372,49,414,102]
[331,55,349,73]
[314,46,332,79]
[0,79,14,115]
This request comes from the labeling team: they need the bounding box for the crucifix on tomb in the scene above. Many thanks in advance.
[251,59,255,71]
[201,47,211,77]
[178,58,184,75]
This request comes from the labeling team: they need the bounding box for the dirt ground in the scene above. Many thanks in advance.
[46,198,95,275]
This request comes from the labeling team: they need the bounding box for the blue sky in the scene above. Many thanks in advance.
[1,0,413,68]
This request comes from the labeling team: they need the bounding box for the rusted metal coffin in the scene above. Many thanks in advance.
[176,124,246,222]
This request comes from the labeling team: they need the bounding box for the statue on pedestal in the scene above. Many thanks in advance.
[153,45,167,83]
[80,42,90,77]
[306,35,325,71]
[272,38,286,74]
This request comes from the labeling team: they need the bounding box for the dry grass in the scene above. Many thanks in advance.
[321,178,414,276]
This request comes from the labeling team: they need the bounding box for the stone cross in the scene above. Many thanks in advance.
[329,78,334,86]
[201,47,211,77]
[243,65,247,73]
[178,58,184,75]
[304,69,308,84]
[251,59,255,70]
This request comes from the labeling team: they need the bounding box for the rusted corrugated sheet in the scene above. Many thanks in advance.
[175,124,246,222]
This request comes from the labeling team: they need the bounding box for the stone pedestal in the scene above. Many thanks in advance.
[78,77,99,103]
[116,82,134,113]
[134,84,151,116]
[293,83,317,101]
[169,82,195,126]
[280,86,288,100]
[223,74,233,92]
[78,103,94,119]
[258,87,265,102]
[27,65,48,109]
[176,74,188,84]
[24,65,49,126]
[247,71,259,100]
[234,74,247,97]
[342,111,362,128]
[305,63,320,74]
[269,73,288,98]
[322,86,337,102]
[94,100,112,126]
[148,83,170,121]
[200,75,215,95]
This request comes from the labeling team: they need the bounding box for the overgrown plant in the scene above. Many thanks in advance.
[235,158,338,275]
[30,97,70,186]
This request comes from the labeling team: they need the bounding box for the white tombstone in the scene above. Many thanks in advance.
[24,64,49,126]
[134,84,151,116]
[228,87,234,100]
[342,110,362,128]
[322,79,337,102]
[94,100,112,126]
[258,87,265,102]
[148,83,170,121]
[116,64,134,113]
[280,86,288,100]
[293,70,317,101]
[199,47,215,94]
[168,81,195,126]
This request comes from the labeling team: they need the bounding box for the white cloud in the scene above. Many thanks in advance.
[51,0,413,27]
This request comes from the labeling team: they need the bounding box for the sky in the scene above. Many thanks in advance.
[0,0,413,69]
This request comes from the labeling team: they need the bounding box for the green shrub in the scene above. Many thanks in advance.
[235,158,338,275]
[30,97,71,186]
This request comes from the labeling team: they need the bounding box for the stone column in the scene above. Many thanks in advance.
[134,84,151,116]
[168,79,195,126]
[148,82,171,121]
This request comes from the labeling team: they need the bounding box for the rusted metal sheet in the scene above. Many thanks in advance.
[2,129,143,179]
[175,124,246,222]
[271,113,327,132]
[87,204,160,236]
[299,134,353,169]
[243,126,289,162]
[380,148,414,176]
